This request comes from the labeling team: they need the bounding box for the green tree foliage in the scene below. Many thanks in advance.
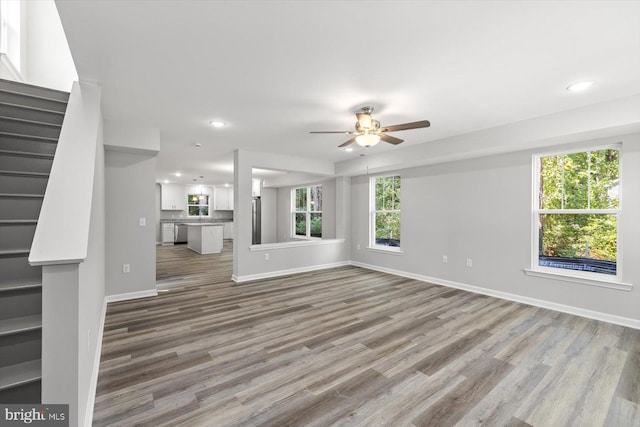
[539,149,618,262]
[375,176,401,243]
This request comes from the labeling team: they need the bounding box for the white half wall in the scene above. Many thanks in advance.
[350,133,640,324]
[233,150,348,280]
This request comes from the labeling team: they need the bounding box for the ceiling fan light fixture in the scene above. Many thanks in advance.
[359,115,372,130]
[356,133,381,147]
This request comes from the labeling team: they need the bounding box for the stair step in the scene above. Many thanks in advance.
[0,280,41,292]
[0,249,30,257]
[0,194,43,221]
[0,360,41,392]
[0,314,42,336]
[0,150,55,174]
[0,102,65,126]
[0,115,62,128]
[0,102,65,116]
[0,171,50,194]
[0,78,69,102]
[0,116,62,140]
[0,220,38,227]
[0,170,49,178]
[0,132,58,144]
[0,149,55,159]
[0,193,44,198]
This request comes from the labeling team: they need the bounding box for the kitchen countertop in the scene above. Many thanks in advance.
[160,219,232,224]
[184,223,223,227]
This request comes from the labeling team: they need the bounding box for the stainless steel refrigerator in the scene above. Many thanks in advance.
[252,197,261,245]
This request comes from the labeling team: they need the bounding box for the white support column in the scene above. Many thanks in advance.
[232,149,253,280]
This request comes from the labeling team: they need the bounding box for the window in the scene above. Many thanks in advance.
[187,193,210,217]
[292,185,322,238]
[533,147,619,277]
[370,175,401,250]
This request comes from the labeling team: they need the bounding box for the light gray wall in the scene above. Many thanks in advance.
[105,150,157,296]
[276,178,337,242]
[261,187,277,244]
[350,133,640,323]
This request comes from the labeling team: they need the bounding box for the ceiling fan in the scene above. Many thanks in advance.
[310,106,430,148]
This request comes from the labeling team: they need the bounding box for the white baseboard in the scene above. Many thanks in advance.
[351,261,640,330]
[105,289,158,303]
[84,297,107,427]
[232,261,351,283]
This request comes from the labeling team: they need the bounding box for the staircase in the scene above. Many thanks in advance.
[0,78,68,403]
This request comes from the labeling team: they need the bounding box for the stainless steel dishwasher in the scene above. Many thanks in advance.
[174,223,188,244]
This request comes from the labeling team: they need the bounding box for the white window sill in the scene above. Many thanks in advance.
[250,239,345,251]
[523,268,633,291]
[367,246,404,256]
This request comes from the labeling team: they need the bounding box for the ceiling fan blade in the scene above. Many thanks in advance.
[310,131,357,134]
[380,120,431,133]
[338,137,357,148]
[380,134,404,145]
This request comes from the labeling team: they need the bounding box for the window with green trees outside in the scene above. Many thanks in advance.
[370,175,401,249]
[292,185,322,238]
[534,147,619,276]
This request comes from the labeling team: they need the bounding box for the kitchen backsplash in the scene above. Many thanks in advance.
[160,210,233,221]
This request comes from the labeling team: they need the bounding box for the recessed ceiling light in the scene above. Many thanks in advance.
[194,143,202,148]
[209,121,225,128]
[344,147,354,152]
[566,81,593,92]
[175,172,182,177]
[224,183,229,187]
[164,180,169,184]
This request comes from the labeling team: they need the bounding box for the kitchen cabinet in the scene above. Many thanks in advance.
[223,222,234,239]
[214,187,234,210]
[161,223,175,244]
[161,184,186,211]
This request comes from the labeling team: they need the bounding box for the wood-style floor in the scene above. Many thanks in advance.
[93,243,640,426]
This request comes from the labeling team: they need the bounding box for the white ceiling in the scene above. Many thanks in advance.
[56,0,640,186]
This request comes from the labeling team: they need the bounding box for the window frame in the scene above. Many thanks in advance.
[530,143,622,282]
[187,192,211,218]
[291,184,322,239]
[369,174,402,254]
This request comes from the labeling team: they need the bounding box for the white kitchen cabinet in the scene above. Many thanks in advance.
[161,223,175,244]
[223,221,234,239]
[161,184,186,211]
[214,187,234,210]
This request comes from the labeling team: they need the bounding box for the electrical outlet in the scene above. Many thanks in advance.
[123,264,130,273]
[357,244,361,250]
[265,253,269,261]
[466,258,472,267]
[442,255,448,263]
[139,217,146,226]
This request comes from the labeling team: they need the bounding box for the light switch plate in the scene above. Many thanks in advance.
[139,217,146,226]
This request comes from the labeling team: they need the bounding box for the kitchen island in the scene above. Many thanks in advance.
[187,223,224,254]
